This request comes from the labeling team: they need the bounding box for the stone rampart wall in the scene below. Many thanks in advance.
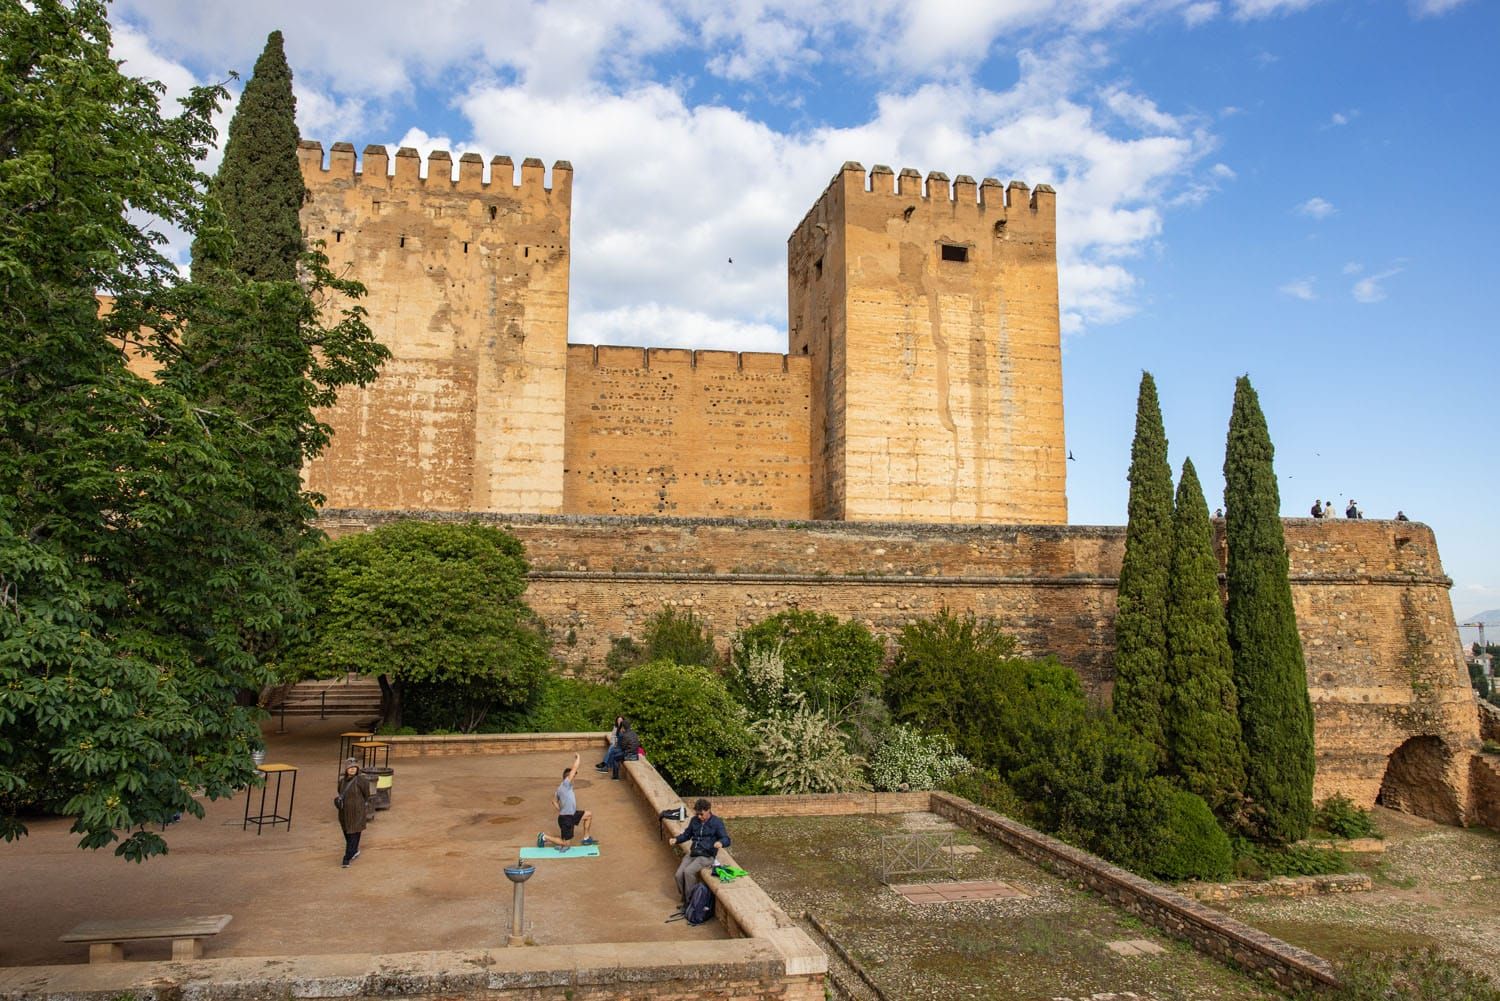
[563,345,812,518]
[317,511,1481,817]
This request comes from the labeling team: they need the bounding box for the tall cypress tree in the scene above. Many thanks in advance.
[192,30,303,280]
[1165,458,1247,821]
[1113,371,1174,763]
[1223,376,1315,843]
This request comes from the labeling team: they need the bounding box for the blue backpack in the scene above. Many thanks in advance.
[685,882,715,926]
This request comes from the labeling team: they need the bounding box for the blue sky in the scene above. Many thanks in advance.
[112,0,1498,621]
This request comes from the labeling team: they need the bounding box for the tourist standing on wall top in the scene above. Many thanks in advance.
[1346,500,1362,519]
[336,757,370,868]
[1311,499,1324,518]
[539,753,596,851]
[668,798,730,914]
[1396,510,1410,521]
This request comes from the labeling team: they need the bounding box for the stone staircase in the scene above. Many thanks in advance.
[270,675,383,720]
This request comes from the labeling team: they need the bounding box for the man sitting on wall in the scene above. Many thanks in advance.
[667,798,730,914]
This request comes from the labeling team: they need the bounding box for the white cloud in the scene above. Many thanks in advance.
[576,304,782,352]
[1296,196,1335,220]
[1342,261,1363,275]
[1352,267,1403,303]
[1210,162,1237,179]
[1231,0,1324,17]
[1279,277,1316,300]
[1182,2,1221,26]
[1410,0,1471,16]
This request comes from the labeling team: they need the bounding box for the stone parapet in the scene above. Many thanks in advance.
[383,732,607,757]
[1180,873,1374,903]
[928,792,1339,992]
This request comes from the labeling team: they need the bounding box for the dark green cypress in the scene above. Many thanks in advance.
[1113,371,1174,763]
[1165,458,1247,821]
[192,30,303,281]
[1223,376,1315,843]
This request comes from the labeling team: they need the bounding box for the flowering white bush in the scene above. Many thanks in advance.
[869,725,972,792]
[749,704,868,794]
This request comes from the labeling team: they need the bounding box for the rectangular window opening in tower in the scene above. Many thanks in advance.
[814,257,823,278]
[941,244,969,263]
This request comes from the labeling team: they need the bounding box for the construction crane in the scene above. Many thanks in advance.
[1463,622,1492,680]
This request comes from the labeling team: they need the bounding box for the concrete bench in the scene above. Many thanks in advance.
[60,914,232,962]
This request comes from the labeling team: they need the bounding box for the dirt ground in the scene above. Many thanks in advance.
[1219,806,1500,982]
[0,718,722,967]
[731,813,1282,1001]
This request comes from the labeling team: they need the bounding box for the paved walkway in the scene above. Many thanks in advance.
[0,719,721,967]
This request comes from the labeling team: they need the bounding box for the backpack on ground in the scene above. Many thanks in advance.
[685,882,715,926]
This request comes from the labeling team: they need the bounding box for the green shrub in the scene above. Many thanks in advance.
[943,769,1028,821]
[1313,794,1379,840]
[1297,948,1500,1001]
[504,674,622,733]
[1148,790,1233,881]
[1232,839,1347,879]
[735,610,884,712]
[1481,739,1500,755]
[869,725,971,792]
[642,607,718,668]
[748,706,867,794]
[886,610,1018,755]
[617,661,750,794]
[604,636,647,679]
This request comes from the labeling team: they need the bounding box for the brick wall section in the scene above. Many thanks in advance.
[563,346,812,518]
[1181,873,1373,903]
[928,792,1339,992]
[317,511,1481,820]
[1469,756,1500,830]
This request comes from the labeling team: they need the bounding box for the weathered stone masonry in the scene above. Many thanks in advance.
[320,510,1484,823]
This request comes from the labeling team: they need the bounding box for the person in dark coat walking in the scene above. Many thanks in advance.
[337,757,371,868]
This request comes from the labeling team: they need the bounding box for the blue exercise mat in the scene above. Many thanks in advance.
[519,845,600,859]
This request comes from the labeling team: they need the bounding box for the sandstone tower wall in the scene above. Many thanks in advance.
[788,165,1067,523]
[563,346,812,518]
[297,142,572,513]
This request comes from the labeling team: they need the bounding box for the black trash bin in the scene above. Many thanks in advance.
[368,766,394,810]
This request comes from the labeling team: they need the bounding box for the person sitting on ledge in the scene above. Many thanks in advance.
[668,798,730,916]
[1396,510,1410,521]
[595,716,625,771]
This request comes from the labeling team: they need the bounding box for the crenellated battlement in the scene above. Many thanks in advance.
[296,140,572,198]
[566,343,806,375]
[791,161,1055,251]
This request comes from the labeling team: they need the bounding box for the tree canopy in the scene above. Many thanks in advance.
[0,2,383,858]
[1164,457,1247,821]
[284,521,551,730]
[1224,375,1315,843]
[1113,371,1174,763]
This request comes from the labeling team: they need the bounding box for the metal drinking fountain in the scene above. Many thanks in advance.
[503,861,536,946]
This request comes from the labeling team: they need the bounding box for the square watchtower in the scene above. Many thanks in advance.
[788,162,1067,524]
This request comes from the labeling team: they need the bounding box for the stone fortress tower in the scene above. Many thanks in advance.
[302,139,1493,827]
[297,142,1066,524]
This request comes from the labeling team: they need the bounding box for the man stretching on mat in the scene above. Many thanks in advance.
[539,753,597,852]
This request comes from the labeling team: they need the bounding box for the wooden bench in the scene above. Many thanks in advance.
[60,914,232,962]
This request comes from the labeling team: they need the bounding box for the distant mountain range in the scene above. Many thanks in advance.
[1460,609,1500,626]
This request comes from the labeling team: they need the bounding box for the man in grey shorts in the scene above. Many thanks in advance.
[538,753,597,851]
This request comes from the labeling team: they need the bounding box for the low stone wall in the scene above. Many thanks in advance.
[1181,873,1374,903]
[712,792,930,818]
[383,732,607,756]
[0,944,823,1001]
[928,792,1339,992]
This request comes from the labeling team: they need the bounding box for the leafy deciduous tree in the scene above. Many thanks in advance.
[734,610,884,713]
[0,0,366,859]
[283,521,550,731]
[1224,375,1315,843]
